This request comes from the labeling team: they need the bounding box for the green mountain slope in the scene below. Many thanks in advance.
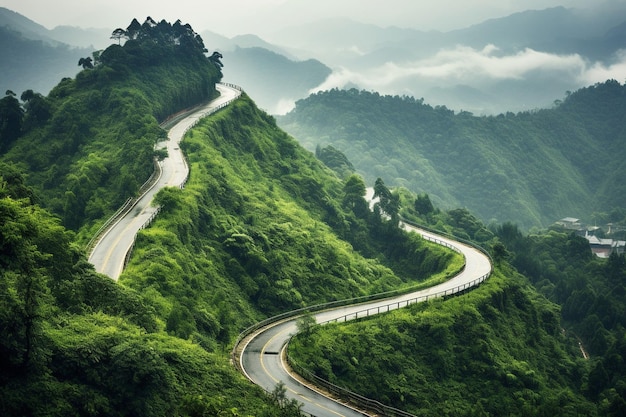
[277,81,626,230]
[0,166,304,416]
[3,16,624,417]
[290,268,596,416]
[1,17,223,233]
[0,20,459,415]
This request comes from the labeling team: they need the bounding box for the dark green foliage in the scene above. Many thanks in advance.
[414,193,434,215]
[494,226,626,414]
[278,81,626,230]
[315,144,355,178]
[0,90,23,152]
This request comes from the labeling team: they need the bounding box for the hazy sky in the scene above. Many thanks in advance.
[0,0,610,37]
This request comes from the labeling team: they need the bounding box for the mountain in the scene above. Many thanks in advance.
[0,18,461,415]
[0,25,92,96]
[222,46,331,114]
[0,7,99,96]
[0,7,62,45]
[2,12,626,417]
[48,25,112,49]
[265,6,626,114]
[200,30,331,113]
[1,17,223,231]
[278,80,626,231]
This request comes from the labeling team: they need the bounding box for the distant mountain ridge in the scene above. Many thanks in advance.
[0,7,97,95]
[0,7,61,45]
[265,5,626,114]
[200,30,332,113]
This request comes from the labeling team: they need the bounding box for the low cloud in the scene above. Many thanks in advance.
[581,50,626,84]
[309,45,626,112]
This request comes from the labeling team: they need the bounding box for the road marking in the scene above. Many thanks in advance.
[259,325,348,416]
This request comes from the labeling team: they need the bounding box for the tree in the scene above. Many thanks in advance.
[110,28,127,44]
[20,89,51,130]
[0,198,53,374]
[414,193,434,215]
[296,313,317,337]
[0,90,24,151]
[373,178,399,224]
[209,51,223,68]
[78,56,94,69]
[342,174,368,218]
[270,381,303,416]
[126,18,142,40]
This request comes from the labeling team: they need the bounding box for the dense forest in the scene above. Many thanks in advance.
[2,15,626,417]
[278,81,626,231]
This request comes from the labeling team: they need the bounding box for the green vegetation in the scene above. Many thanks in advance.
[0,17,222,235]
[288,197,626,416]
[0,26,459,414]
[121,95,460,343]
[278,81,626,230]
[3,14,626,417]
[0,168,288,417]
[290,268,596,416]
[495,224,626,412]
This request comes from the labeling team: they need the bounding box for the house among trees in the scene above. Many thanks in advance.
[586,235,626,258]
[555,217,583,231]
[554,217,626,257]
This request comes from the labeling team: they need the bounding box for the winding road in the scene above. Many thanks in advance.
[87,81,493,416]
[236,199,492,416]
[88,83,241,280]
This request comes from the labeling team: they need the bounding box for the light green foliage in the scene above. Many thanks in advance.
[289,270,596,416]
[122,96,459,347]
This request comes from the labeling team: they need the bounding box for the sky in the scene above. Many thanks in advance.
[0,0,609,37]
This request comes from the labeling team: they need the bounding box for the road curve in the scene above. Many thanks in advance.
[237,200,492,416]
[88,83,242,279]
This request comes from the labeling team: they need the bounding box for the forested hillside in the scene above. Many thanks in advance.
[0,19,461,415]
[289,194,626,416]
[0,17,223,234]
[2,14,626,417]
[290,269,595,416]
[278,81,626,230]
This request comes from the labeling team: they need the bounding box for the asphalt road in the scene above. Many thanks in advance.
[87,82,492,416]
[88,83,241,279]
[238,213,492,416]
